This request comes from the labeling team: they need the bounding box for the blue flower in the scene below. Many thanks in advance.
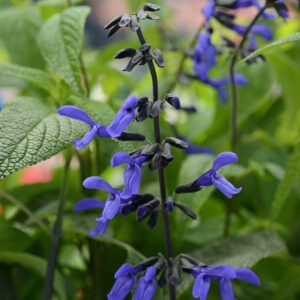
[133,266,157,300]
[111,152,148,199]
[193,152,242,198]
[193,30,247,103]
[192,264,260,300]
[75,176,129,236]
[57,95,138,150]
[108,263,137,300]
[203,0,215,21]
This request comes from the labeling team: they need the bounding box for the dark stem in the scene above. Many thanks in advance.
[43,158,71,300]
[225,5,267,237]
[136,28,176,300]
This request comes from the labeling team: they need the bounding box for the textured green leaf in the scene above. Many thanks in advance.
[0,98,87,180]
[0,7,45,68]
[192,230,287,267]
[0,251,66,300]
[271,142,300,220]
[37,6,90,96]
[241,32,300,63]
[0,63,55,93]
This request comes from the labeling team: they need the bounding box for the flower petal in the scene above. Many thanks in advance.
[89,218,109,236]
[107,95,138,137]
[220,278,235,300]
[74,198,105,211]
[212,152,238,173]
[102,194,121,220]
[192,274,211,300]
[108,274,134,300]
[121,164,141,199]
[206,265,236,279]
[73,125,98,150]
[111,152,133,167]
[235,268,260,286]
[57,105,95,126]
[144,267,156,282]
[83,176,115,193]
[212,174,242,199]
[115,263,134,278]
[252,24,273,40]
[193,170,213,187]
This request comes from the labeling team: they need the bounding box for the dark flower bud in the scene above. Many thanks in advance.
[165,94,181,110]
[137,9,148,20]
[114,48,137,59]
[140,143,161,156]
[167,264,181,286]
[129,14,140,31]
[174,202,197,220]
[148,153,160,171]
[143,3,160,12]
[136,98,151,122]
[161,143,174,162]
[148,209,159,228]
[120,194,155,216]
[164,137,188,149]
[117,132,145,141]
[166,198,174,212]
[119,13,131,27]
[137,199,160,221]
[107,25,121,38]
[152,49,165,68]
[104,15,122,29]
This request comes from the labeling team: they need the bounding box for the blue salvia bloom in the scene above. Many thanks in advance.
[192,265,260,300]
[132,266,157,300]
[111,152,148,199]
[193,152,242,198]
[57,95,138,150]
[108,263,137,300]
[75,176,130,236]
[193,30,247,103]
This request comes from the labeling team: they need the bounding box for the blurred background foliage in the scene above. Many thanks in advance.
[0,0,300,299]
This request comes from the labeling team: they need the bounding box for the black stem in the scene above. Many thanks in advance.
[43,158,71,300]
[229,5,267,152]
[136,27,176,300]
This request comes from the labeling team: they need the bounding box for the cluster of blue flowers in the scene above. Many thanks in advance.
[56,2,269,299]
[192,0,289,102]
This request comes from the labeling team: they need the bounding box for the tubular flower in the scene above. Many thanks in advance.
[133,266,157,300]
[111,152,149,199]
[192,264,260,300]
[75,176,132,236]
[57,95,138,150]
[108,263,137,300]
[176,152,242,198]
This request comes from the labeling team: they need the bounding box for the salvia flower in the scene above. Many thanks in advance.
[193,30,247,102]
[108,263,137,300]
[111,152,149,199]
[57,95,138,150]
[192,264,260,300]
[133,266,157,300]
[75,176,131,236]
[176,152,242,198]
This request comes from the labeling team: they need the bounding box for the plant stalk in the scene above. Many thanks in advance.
[136,27,176,300]
[43,158,71,300]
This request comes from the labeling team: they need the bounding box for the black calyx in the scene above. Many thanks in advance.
[164,137,188,149]
[149,143,174,171]
[175,182,202,194]
[117,132,146,141]
[136,97,164,122]
[173,202,197,220]
[104,3,160,37]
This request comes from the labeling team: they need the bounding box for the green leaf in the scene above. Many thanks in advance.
[271,142,300,220]
[0,63,55,93]
[0,7,45,68]
[240,32,300,63]
[192,230,287,267]
[37,6,90,96]
[0,98,87,180]
[0,251,66,300]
